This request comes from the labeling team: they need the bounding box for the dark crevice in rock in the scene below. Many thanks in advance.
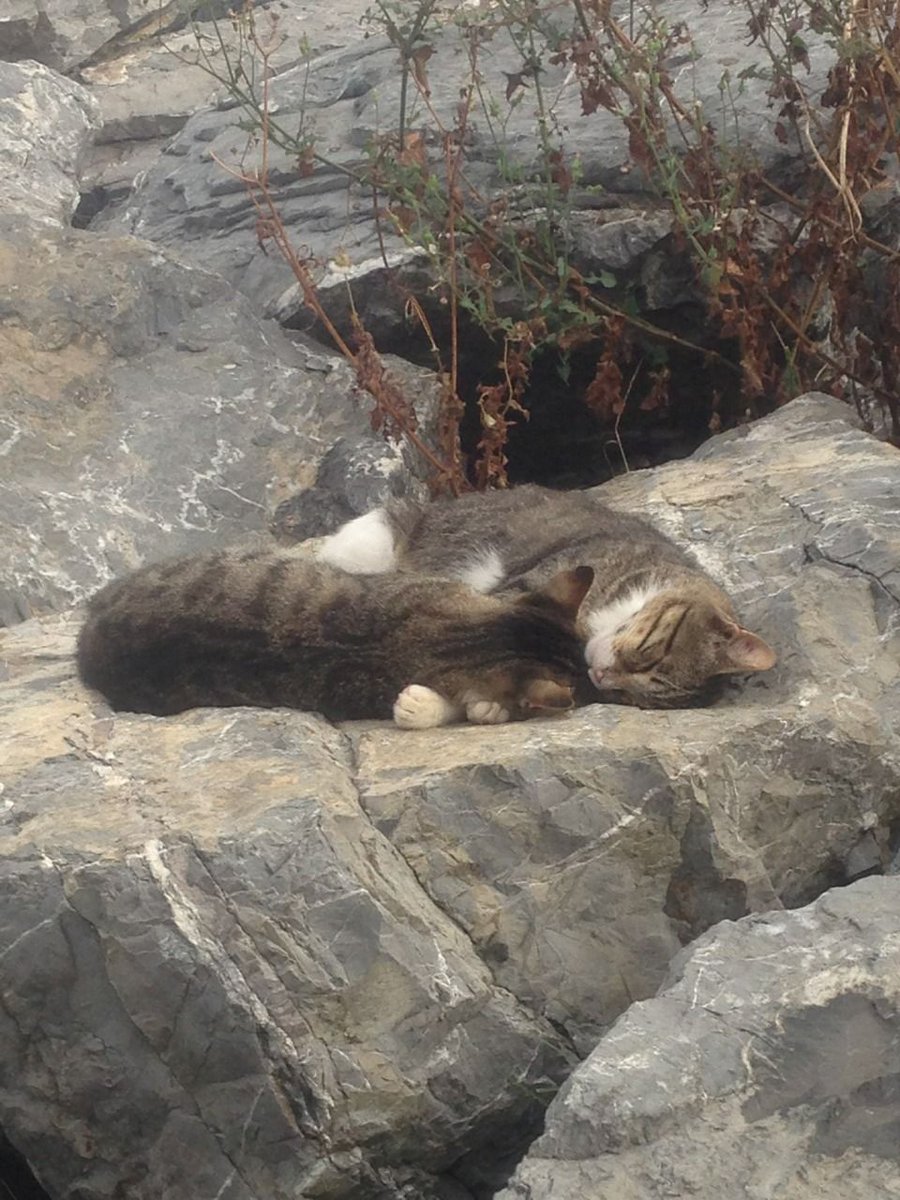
[888,815,900,869]
[289,297,744,489]
[72,186,118,229]
[785,828,894,914]
[664,804,750,943]
[0,1130,51,1200]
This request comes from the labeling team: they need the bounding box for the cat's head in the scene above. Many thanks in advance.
[480,565,596,719]
[587,590,776,708]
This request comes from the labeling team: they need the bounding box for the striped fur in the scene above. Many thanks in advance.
[77,550,591,723]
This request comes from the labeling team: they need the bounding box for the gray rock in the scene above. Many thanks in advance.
[0,46,435,631]
[0,611,573,1200]
[0,0,224,75]
[1,395,899,1197]
[99,6,834,317]
[0,59,99,227]
[0,223,434,627]
[75,0,375,202]
[497,875,900,1200]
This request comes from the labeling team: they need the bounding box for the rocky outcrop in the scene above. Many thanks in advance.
[0,220,435,626]
[497,874,900,1200]
[0,58,434,628]
[0,59,99,227]
[1,612,574,1200]
[2,395,899,1198]
[2,10,900,1197]
[0,0,371,210]
[0,0,230,76]
[96,7,834,321]
[73,1,371,210]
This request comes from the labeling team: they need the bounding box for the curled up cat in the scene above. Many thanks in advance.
[317,484,777,709]
[76,548,595,729]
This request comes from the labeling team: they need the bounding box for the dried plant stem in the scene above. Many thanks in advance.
[212,152,463,489]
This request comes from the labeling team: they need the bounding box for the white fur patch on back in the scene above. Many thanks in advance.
[454,548,504,593]
[584,583,664,674]
[316,509,397,575]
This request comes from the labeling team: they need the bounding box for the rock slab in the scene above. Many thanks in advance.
[0,59,99,227]
[1,396,899,1197]
[497,875,900,1200]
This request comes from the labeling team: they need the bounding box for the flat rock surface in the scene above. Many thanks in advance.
[497,875,900,1199]
[2,395,899,1197]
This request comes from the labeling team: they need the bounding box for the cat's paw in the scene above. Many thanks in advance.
[465,698,511,725]
[393,685,460,729]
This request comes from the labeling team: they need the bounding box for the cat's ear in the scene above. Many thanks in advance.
[540,566,595,618]
[713,616,777,673]
[521,679,575,711]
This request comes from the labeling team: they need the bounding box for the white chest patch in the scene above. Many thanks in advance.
[584,584,664,673]
[454,548,505,593]
[316,508,397,575]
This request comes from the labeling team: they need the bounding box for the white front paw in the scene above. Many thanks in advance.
[465,699,510,725]
[393,685,459,729]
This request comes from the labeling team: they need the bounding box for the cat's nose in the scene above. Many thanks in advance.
[588,666,604,688]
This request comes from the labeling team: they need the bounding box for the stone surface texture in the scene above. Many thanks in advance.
[0,221,434,627]
[0,59,99,227]
[0,612,574,1200]
[0,0,222,75]
[0,47,434,630]
[2,396,899,1198]
[73,0,373,204]
[497,875,900,1200]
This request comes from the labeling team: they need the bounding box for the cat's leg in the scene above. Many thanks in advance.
[393,684,464,729]
[461,694,511,724]
[316,509,397,575]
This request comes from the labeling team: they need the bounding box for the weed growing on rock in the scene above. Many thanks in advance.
[194,0,900,492]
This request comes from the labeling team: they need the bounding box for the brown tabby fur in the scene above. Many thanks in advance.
[77,548,593,721]
[382,484,776,708]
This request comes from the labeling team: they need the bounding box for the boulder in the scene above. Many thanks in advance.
[497,874,900,1200]
[0,0,227,76]
[0,51,439,632]
[0,59,99,227]
[1,394,899,1197]
[0,221,435,627]
[0,612,573,1200]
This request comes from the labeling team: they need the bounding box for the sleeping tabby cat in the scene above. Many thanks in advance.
[76,547,594,728]
[318,484,776,709]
